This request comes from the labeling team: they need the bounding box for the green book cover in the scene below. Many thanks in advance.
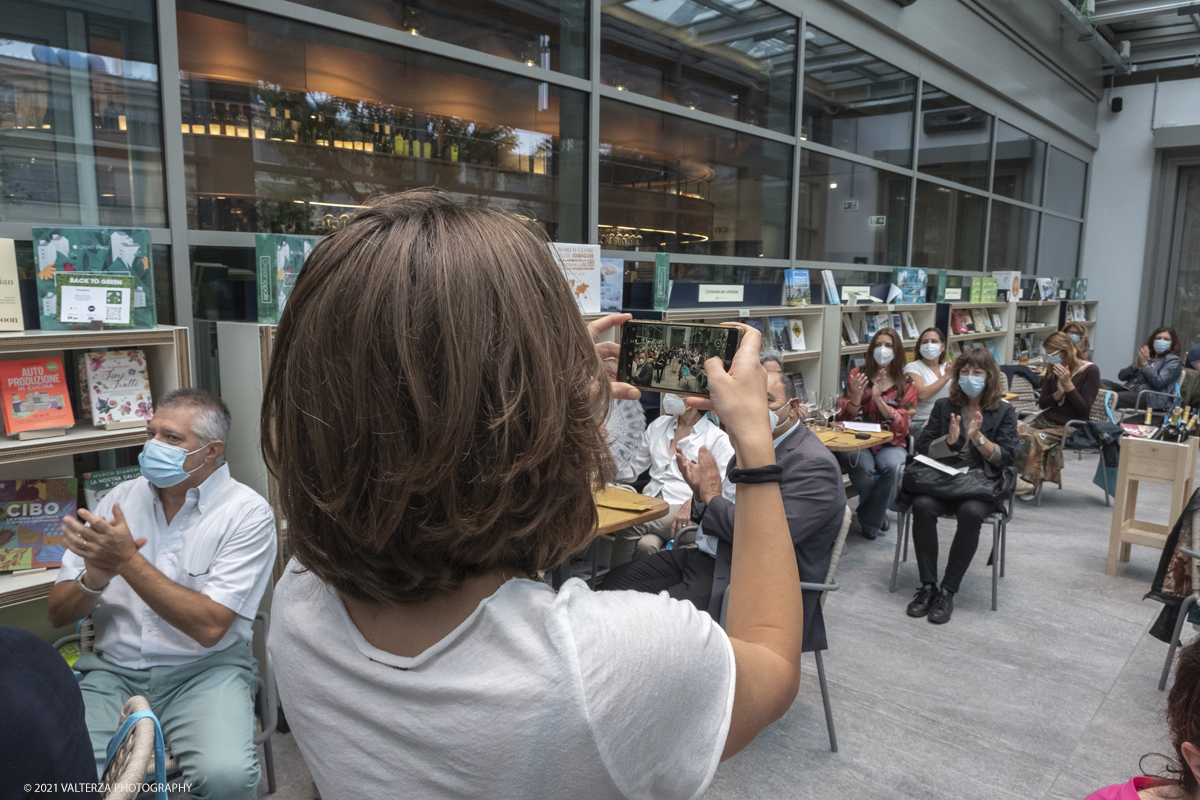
[256,234,322,325]
[34,227,156,330]
[936,269,948,303]
[980,278,998,303]
[969,279,983,303]
[653,253,671,311]
[1071,278,1088,300]
[82,466,142,512]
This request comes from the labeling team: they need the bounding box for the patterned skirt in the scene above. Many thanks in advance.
[1017,416,1065,487]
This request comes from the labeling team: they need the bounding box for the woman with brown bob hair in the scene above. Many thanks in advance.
[837,327,916,540]
[1016,330,1100,495]
[1108,326,1184,411]
[1061,321,1093,361]
[905,347,1019,624]
[263,190,805,799]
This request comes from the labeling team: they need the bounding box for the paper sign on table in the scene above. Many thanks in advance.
[843,421,882,433]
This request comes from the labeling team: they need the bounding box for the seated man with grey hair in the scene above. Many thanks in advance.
[760,349,809,420]
[48,388,276,800]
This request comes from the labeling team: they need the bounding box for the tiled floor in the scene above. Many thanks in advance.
[257,452,1189,799]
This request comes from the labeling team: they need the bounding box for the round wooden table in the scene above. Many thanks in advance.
[1003,392,1018,402]
[810,426,894,452]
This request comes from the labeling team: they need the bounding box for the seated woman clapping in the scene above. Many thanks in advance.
[905,348,1019,625]
[262,190,805,800]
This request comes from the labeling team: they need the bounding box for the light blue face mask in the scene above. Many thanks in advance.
[1154,339,1171,354]
[1068,334,1080,344]
[1046,353,1063,366]
[139,439,209,488]
[958,375,986,398]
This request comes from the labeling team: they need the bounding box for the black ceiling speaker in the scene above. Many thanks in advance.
[1111,97,1123,113]
[891,0,918,5]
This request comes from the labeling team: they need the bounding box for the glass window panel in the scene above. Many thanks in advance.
[600,0,796,133]
[1037,214,1081,279]
[992,121,1045,205]
[0,0,166,227]
[801,27,915,168]
[911,179,986,271]
[917,84,992,191]
[796,149,909,266]
[287,0,588,79]
[1045,146,1086,218]
[176,0,586,243]
[598,98,791,258]
[986,200,1038,273]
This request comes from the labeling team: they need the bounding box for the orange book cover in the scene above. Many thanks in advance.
[0,356,75,435]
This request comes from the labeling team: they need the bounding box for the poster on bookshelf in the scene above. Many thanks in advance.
[34,228,156,330]
[256,234,321,325]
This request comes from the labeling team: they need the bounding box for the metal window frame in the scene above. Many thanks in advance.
[137,0,1100,347]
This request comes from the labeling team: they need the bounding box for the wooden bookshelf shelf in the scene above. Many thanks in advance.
[1014,324,1056,333]
[783,350,821,362]
[659,305,823,323]
[0,568,59,609]
[950,329,1007,342]
[841,344,869,355]
[947,302,1010,311]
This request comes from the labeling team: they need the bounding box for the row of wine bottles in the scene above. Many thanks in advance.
[1145,405,1200,443]
[179,100,462,161]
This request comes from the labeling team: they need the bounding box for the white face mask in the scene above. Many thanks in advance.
[874,346,895,367]
[661,394,686,416]
[920,342,942,361]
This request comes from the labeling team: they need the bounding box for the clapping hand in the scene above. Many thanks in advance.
[1052,363,1074,393]
[965,410,983,445]
[946,413,962,446]
[848,372,869,405]
[676,446,722,505]
[1137,344,1151,368]
[61,504,146,582]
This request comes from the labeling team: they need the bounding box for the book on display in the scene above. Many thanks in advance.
[864,314,878,338]
[0,477,77,572]
[788,318,806,350]
[83,466,142,512]
[890,268,927,305]
[841,315,859,345]
[83,350,153,429]
[783,269,811,307]
[991,312,1004,331]
[0,356,74,438]
[980,278,998,303]
[984,339,1001,361]
[935,270,948,303]
[768,316,790,351]
[821,270,840,305]
[1071,278,1088,300]
[901,312,919,340]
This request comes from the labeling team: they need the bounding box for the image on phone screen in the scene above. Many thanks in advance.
[617,321,739,396]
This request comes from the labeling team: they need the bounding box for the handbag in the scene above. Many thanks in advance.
[902,458,1016,507]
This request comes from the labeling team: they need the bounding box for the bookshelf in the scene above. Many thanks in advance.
[659,305,827,400]
[835,303,937,389]
[0,325,192,609]
[942,303,1013,364]
[1012,300,1064,363]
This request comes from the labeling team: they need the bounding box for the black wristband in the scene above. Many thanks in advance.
[728,465,783,484]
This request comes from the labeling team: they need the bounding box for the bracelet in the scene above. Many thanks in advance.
[729,465,783,484]
[75,569,107,598]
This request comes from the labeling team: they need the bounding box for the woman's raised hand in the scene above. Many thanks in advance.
[588,313,640,402]
[946,413,962,446]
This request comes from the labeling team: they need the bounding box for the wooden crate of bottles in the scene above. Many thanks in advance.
[1107,421,1199,575]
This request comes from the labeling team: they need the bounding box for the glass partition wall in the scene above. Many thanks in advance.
[1,0,1091,393]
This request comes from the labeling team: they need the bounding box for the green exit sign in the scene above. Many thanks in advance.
[868,215,886,227]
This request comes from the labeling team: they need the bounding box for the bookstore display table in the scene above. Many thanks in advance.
[1107,436,1200,576]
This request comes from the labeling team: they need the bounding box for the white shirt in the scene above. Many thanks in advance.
[619,414,734,505]
[694,420,800,557]
[904,359,951,422]
[57,465,277,669]
[270,565,735,800]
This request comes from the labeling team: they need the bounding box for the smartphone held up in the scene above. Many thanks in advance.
[617,320,741,397]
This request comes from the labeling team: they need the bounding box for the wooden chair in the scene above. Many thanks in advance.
[719,505,853,752]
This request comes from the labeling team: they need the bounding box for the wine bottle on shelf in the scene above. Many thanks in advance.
[191,101,206,134]
[181,103,192,134]
[282,106,295,142]
[103,99,119,130]
[268,107,281,141]
[1162,407,1183,442]
[366,121,379,153]
[449,142,459,162]
[223,104,237,137]
[208,103,222,136]
[235,104,250,138]
[251,106,267,140]
[394,130,408,157]
[379,116,392,154]
[1144,407,1154,426]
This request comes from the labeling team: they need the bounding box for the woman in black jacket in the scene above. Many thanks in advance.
[906,348,1020,625]
[1108,326,1184,410]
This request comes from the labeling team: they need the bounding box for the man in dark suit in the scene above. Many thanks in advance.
[604,370,846,652]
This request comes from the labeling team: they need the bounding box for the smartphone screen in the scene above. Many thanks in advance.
[616,320,741,396]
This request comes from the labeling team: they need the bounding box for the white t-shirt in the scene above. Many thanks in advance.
[904,359,951,422]
[269,561,735,800]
